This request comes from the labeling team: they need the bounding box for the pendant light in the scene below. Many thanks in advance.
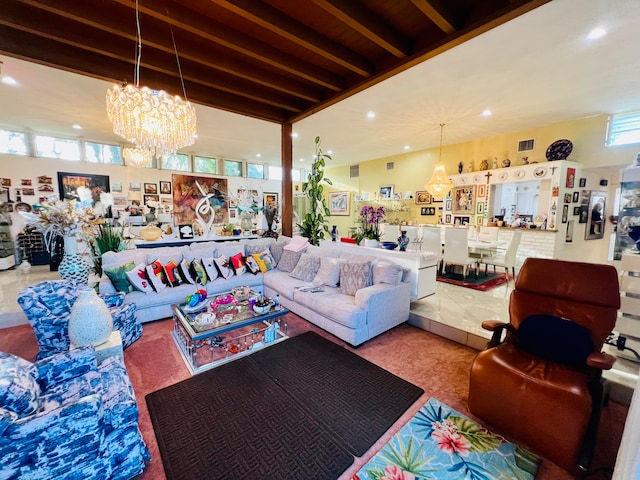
[425,123,453,200]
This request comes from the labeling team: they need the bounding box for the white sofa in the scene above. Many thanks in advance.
[99,237,411,346]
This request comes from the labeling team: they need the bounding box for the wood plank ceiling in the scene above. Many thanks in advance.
[0,0,549,125]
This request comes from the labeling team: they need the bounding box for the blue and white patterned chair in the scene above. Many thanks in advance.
[0,347,150,479]
[18,280,142,359]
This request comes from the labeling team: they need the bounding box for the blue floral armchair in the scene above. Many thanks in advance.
[18,280,142,359]
[0,347,150,479]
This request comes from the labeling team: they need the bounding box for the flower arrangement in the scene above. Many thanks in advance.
[21,200,97,249]
[359,205,385,241]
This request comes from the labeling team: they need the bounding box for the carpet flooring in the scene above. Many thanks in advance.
[436,271,511,291]
[146,331,424,480]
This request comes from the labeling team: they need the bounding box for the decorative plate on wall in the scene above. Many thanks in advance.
[498,172,509,181]
[514,170,526,179]
[546,139,573,160]
[534,167,547,178]
[472,174,481,183]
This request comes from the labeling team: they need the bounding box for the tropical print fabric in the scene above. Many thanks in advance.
[353,398,539,480]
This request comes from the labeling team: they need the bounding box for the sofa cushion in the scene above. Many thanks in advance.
[245,241,275,256]
[0,352,40,417]
[179,259,197,284]
[313,257,341,287]
[252,250,276,272]
[229,253,247,276]
[294,289,367,329]
[372,261,403,285]
[518,314,595,366]
[201,257,219,282]
[145,262,167,292]
[244,256,261,274]
[289,254,320,282]
[163,260,185,287]
[104,261,136,293]
[126,263,154,293]
[216,243,245,259]
[277,250,302,272]
[0,407,17,435]
[270,242,287,264]
[263,270,301,300]
[101,249,146,271]
[338,261,372,295]
[145,246,187,265]
[191,259,209,285]
[214,256,234,279]
[184,242,218,262]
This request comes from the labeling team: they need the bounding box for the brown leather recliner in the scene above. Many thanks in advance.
[468,257,620,473]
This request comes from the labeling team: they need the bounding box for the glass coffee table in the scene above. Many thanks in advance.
[171,289,288,374]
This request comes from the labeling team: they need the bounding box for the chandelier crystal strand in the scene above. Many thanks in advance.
[123,146,153,168]
[425,123,454,200]
[105,0,196,158]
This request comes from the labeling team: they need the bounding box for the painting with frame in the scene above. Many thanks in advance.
[379,185,394,199]
[144,183,158,194]
[264,192,278,210]
[57,172,110,201]
[160,181,172,194]
[415,191,431,204]
[451,186,476,215]
[172,174,228,225]
[329,191,350,215]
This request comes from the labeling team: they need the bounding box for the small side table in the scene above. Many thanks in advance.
[71,330,124,365]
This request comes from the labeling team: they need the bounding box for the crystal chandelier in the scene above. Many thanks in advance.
[425,123,454,200]
[106,0,196,158]
[123,147,153,168]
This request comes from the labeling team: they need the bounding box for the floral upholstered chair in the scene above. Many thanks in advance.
[18,280,142,359]
[0,347,150,479]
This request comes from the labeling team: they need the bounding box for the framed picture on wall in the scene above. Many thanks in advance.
[415,191,431,204]
[57,172,110,201]
[264,192,278,210]
[160,181,172,194]
[379,185,394,199]
[445,214,452,224]
[573,206,581,216]
[572,191,579,202]
[579,178,587,188]
[144,183,158,194]
[451,186,475,214]
[562,204,569,223]
[564,193,572,203]
[477,184,487,198]
[329,191,350,215]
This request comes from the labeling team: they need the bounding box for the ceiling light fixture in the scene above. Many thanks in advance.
[482,109,492,117]
[587,27,606,40]
[123,146,153,168]
[106,0,196,158]
[425,123,453,200]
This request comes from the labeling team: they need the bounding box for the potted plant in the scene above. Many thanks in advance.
[297,136,333,246]
[357,205,385,247]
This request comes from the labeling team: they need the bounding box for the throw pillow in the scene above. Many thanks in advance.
[277,249,302,272]
[252,250,276,272]
[372,261,403,285]
[104,261,136,293]
[163,260,185,287]
[518,314,595,366]
[125,263,154,293]
[0,352,40,417]
[191,259,209,285]
[283,235,309,252]
[244,256,261,275]
[313,257,341,287]
[229,253,247,276]
[289,253,321,282]
[270,242,286,264]
[214,255,234,279]
[338,261,372,296]
[245,242,274,256]
[179,259,197,284]
[145,262,167,292]
[202,257,220,282]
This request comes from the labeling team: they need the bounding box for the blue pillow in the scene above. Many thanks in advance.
[518,314,594,366]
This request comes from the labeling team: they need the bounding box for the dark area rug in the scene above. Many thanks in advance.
[437,271,512,291]
[146,331,423,480]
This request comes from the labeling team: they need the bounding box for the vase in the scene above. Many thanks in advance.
[398,231,409,251]
[240,212,254,233]
[363,238,379,248]
[68,287,113,347]
[58,236,92,284]
[48,234,64,271]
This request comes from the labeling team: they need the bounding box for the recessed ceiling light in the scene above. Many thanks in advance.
[404,145,410,150]
[1,76,19,86]
[587,27,606,40]
[299,158,304,162]
[291,132,299,138]
[256,153,261,158]
[482,109,492,117]
[327,150,333,155]
[72,124,82,130]
[194,134,199,139]
[367,111,376,119]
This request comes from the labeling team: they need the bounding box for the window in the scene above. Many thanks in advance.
[0,129,28,155]
[162,153,190,171]
[247,163,264,179]
[35,135,80,160]
[268,165,282,180]
[85,142,122,164]
[607,112,640,146]
[224,159,243,176]
[194,155,217,174]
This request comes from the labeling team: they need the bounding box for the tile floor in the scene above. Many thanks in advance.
[1,264,638,402]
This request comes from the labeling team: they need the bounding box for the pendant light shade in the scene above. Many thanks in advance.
[425,123,453,200]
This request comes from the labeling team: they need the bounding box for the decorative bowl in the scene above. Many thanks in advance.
[253,302,272,315]
[231,286,252,302]
[380,241,398,250]
[139,225,163,241]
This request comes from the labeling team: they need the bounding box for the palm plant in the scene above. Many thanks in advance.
[85,223,126,275]
[297,136,333,246]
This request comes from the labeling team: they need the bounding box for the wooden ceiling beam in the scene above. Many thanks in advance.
[409,0,457,35]
[210,0,373,77]
[311,0,411,59]
[110,0,344,91]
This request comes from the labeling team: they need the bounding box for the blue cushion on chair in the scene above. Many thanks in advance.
[0,352,40,417]
[518,314,594,366]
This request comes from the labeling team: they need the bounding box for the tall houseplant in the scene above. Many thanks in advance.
[298,136,333,246]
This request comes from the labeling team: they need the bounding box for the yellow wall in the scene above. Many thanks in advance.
[324,114,632,261]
